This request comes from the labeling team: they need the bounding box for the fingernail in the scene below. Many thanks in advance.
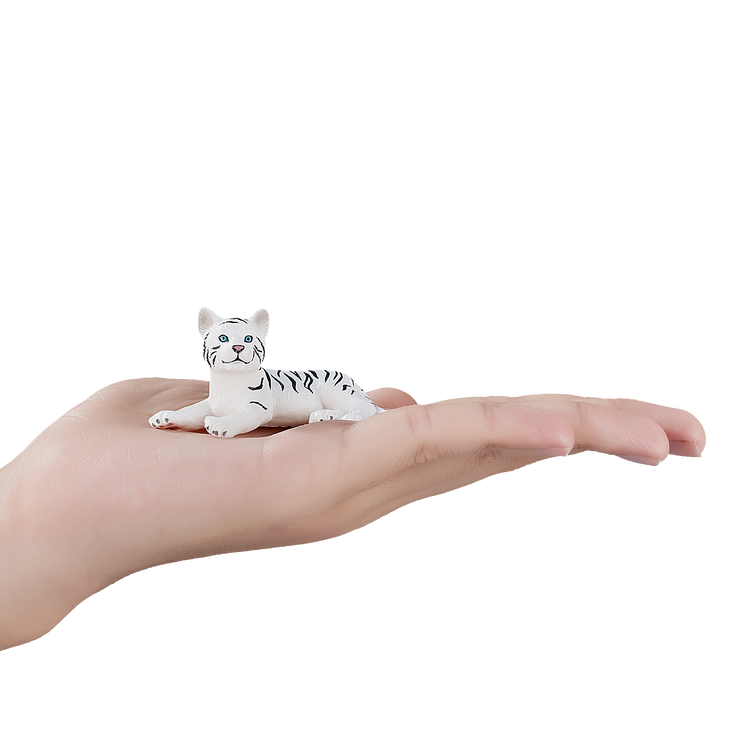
[536,445,572,457]
[619,454,663,466]
[669,440,702,458]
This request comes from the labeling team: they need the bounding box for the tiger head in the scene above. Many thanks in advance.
[198,308,269,372]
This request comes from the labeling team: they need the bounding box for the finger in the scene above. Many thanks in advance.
[485,398,672,464]
[367,388,417,410]
[343,401,576,488]
[438,395,705,459]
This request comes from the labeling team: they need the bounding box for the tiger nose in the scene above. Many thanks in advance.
[232,344,245,353]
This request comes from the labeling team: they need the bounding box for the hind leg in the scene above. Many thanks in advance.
[309,399,385,423]
[341,402,386,421]
[311,375,386,423]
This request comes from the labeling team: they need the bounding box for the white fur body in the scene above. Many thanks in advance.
[149,308,384,437]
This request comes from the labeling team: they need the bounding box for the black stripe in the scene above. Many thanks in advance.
[324,371,331,381]
[248,401,268,410]
[303,373,314,393]
[284,373,299,392]
[220,318,249,325]
[334,372,344,386]
[308,370,319,379]
[248,378,264,391]
[267,370,285,390]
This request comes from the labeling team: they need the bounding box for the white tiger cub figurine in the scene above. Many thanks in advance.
[149,308,385,437]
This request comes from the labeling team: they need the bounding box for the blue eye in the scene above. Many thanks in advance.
[244,335,253,343]
[219,334,229,342]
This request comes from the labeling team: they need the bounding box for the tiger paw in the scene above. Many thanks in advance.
[204,415,236,438]
[341,409,371,422]
[150,411,177,429]
[309,409,347,423]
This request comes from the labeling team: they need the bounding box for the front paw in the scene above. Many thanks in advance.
[204,415,236,438]
[150,410,177,429]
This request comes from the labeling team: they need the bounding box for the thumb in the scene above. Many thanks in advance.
[367,387,417,410]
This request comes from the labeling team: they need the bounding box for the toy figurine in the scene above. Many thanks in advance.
[149,308,385,437]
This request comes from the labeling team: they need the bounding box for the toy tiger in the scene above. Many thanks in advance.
[149,307,385,437]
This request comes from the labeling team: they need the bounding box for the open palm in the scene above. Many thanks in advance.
[1,378,704,649]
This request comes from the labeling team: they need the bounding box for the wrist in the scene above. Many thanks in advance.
[0,461,95,650]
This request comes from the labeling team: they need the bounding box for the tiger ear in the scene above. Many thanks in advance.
[249,308,269,339]
[198,307,222,336]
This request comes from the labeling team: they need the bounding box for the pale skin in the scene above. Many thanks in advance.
[0,378,705,651]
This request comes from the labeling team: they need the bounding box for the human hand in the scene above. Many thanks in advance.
[0,378,705,649]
